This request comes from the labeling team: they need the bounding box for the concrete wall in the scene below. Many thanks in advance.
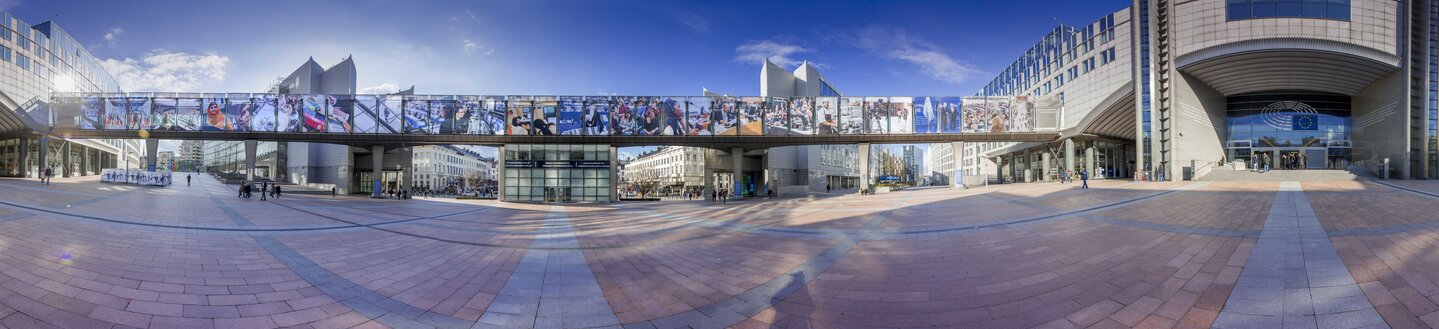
[1174,0,1400,59]
[1171,72,1229,179]
[1351,70,1407,178]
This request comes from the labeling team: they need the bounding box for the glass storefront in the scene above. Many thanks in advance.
[1225,91,1351,169]
[503,144,612,202]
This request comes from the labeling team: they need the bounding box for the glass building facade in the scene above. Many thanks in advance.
[502,144,613,202]
[1224,91,1352,169]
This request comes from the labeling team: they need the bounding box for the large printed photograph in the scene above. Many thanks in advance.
[301,95,330,133]
[762,97,787,135]
[787,97,814,135]
[937,97,962,133]
[329,95,354,133]
[148,98,178,131]
[278,95,303,133]
[430,98,456,134]
[683,96,713,136]
[403,96,429,134]
[888,97,913,134]
[202,97,230,131]
[249,95,278,132]
[737,96,763,135]
[863,97,888,134]
[712,97,740,135]
[913,96,936,134]
[815,97,839,135]
[104,97,128,130]
[557,96,585,135]
[80,97,102,129]
[505,97,533,135]
[839,97,864,134]
[583,96,611,136]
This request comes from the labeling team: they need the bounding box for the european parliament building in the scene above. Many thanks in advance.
[0,10,144,178]
[965,0,1439,182]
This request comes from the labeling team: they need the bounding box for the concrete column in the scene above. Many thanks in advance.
[609,145,619,202]
[60,142,71,177]
[1023,149,1033,183]
[730,147,744,198]
[37,137,48,177]
[17,138,29,177]
[858,143,871,193]
[371,145,385,198]
[761,150,773,197]
[703,170,714,199]
[1041,151,1052,182]
[244,140,257,182]
[80,147,89,176]
[1085,144,1096,173]
[496,145,506,202]
[951,141,963,188]
[1064,139,1076,172]
[145,138,159,172]
[271,143,282,181]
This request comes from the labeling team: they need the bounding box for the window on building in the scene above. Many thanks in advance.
[0,46,9,63]
[15,54,27,70]
[1228,0,1348,21]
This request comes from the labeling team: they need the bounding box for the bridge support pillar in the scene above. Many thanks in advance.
[730,147,744,198]
[37,137,48,177]
[371,145,385,198]
[761,150,773,198]
[703,170,714,200]
[18,138,29,178]
[244,140,257,182]
[145,138,159,172]
[1064,139,1076,172]
[858,143,871,194]
[62,142,72,177]
[951,141,964,188]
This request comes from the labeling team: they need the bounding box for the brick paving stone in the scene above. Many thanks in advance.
[1,175,1435,328]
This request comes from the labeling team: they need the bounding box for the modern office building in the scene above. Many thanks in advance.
[963,0,1439,182]
[0,10,144,178]
[749,60,861,193]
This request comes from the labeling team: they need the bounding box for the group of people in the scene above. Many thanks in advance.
[1252,152,1308,173]
[238,180,280,199]
[1057,168,1092,189]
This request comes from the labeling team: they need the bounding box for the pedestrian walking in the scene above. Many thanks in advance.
[826,184,831,193]
[238,181,246,198]
[274,185,282,199]
[43,168,52,185]
[260,181,268,201]
[186,174,191,186]
[332,186,337,198]
[1080,168,1090,190]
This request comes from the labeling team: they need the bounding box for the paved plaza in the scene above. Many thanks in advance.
[0,176,1435,328]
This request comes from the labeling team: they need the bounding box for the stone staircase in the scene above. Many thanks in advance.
[1197,166,1366,181]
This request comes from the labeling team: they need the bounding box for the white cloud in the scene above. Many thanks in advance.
[675,11,710,34]
[359,83,402,94]
[99,50,229,92]
[852,26,981,84]
[102,27,123,47]
[733,40,810,68]
[461,38,492,56]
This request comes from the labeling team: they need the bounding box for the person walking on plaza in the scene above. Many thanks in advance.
[260,181,268,201]
[43,167,52,185]
[238,181,246,198]
[826,184,832,193]
[186,174,191,186]
[332,186,337,198]
[273,185,282,199]
[1080,168,1090,190]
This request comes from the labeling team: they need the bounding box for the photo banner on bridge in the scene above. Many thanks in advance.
[250,95,278,132]
[938,97,962,133]
[840,97,863,134]
[60,93,1049,136]
[913,96,935,134]
[816,97,838,135]
[789,97,815,135]
[889,97,913,134]
[557,96,584,135]
[583,96,611,136]
[684,96,712,136]
[403,96,429,134]
[80,97,101,130]
[202,97,230,131]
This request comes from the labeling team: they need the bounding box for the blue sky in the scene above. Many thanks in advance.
[4,0,1127,96]
[4,0,1126,154]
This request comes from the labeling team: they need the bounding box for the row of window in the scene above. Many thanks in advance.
[1226,0,1349,21]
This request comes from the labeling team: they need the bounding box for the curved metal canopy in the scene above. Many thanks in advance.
[1178,38,1399,96]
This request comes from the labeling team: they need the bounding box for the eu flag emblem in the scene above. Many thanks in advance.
[1292,114,1317,130]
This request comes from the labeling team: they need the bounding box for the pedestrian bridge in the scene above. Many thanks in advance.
[16,93,1065,149]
